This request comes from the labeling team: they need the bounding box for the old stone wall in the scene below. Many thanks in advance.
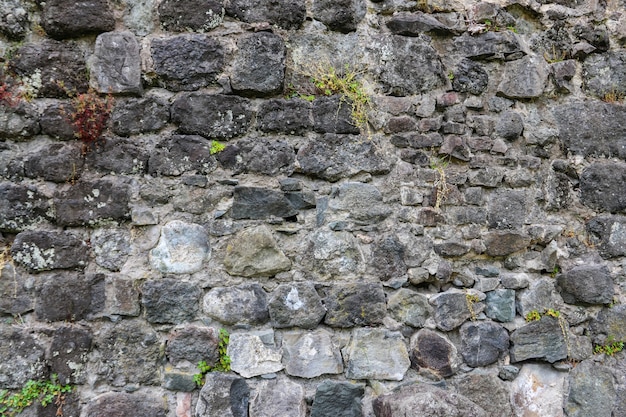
[1,0,626,416]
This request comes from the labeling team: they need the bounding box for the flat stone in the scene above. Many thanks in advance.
[556,265,614,305]
[0,183,52,232]
[0,327,46,389]
[91,228,131,272]
[196,372,250,417]
[430,290,485,332]
[387,11,452,35]
[304,229,364,277]
[83,392,167,417]
[510,364,565,417]
[149,220,210,274]
[166,325,219,366]
[141,278,201,324]
[282,329,343,378]
[322,282,386,328]
[217,137,295,176]
[41,0,114,39]
[11,230,88,271]
[224,225,291,277]
[483,231,531,257]
[35,272,104,322]
[580,162,626,213]
[225,0,306,30]
[311,381,364,417]
[91,31,142,94]
[410,328,459,378]
[268,282,326,329]
[459,321,509,367]
[344,328,410,381]
[203,283,269,325]
[510,316,567,363]
[249,379,306,417]
[231,32,285,97]
[312,0,366,33]
[434,241,470,257]
[497,56,548,99]
[565,360,615,417]
[148,135,217,176]
[586,215,626,258]
[387,288,432,328]
[228,330,284,378]
[454,31,523,60]
[110,96,169,137]
[49,326,92,384]
[231,186,297,220]
[485,289,516,322]
[158,0,224,32]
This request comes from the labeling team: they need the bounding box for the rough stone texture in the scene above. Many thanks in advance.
[23,143,83,183]
[41,0,114,39]
[459,321,509,367]
[149,220,210,274]
[223,225,291,276]
[282,330,343,378]
[454,31,523,60]
[327,182,392,225]
[0,102,40,140]
[387,11,452,36]
[483,231,531,256]
[410,329,459,378]
[91,32,141,94]
[497,56,548,99]
[231,32,285,97]
[495,111,524,141]
[0,327,46,389]
[565,360,615,417]
[587,215,626,258]
[49,325,92,384]
[430,291,485,331]
[590,305,626,344]
[228,330,284,378]
[485,289,516,322]
[225,0,306,30]
[312,0,366,33]
[453,373,514,417]
[203,283,269,325]
[230,187,297,220]
[249,379,306,417]
[0,183,52,232]
[452,58,489,95]
[311,381,364,417]
[166,325,219,365]
[312,95,360,135]
[516,278,563,319]
[257,99,313,135]
[370,235,407,282]
[511,364,565,417]
[91,228,131,271]
[580,162,626,213]
[344,328,410,380]
[148,134,217,176]
[0,263,33,315]
[487,189,528,229]
[109,96,169,137]
[583,51,626,98]
[218,137,296,176]
[158,0,224,32]
[268,282,326,329]
[84,392,167,417]
[40,101,79,140]
[141,278,201,324]
[322,282,386,327]
[11,231,87,273]
[387,288,432,327]
[0,0,29,39]
[509,316,568,363]
[556,265,614,305]
[196,372,250,417]
[35,272,104,322]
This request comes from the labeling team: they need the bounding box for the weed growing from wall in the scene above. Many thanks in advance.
[62,88,113,154]
[430,153,450,211]
[210,140,226,155]
[594,336,624,356]
[193,328,231,387]
[0,375,72,417]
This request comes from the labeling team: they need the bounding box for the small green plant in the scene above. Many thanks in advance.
[594,336,625,356]
[447,70,455,81]
[525,310,541,322]
[193,329,231,386]
[550,265,560,278]
[465,293,480,321]
[545,308,560,318]
[430,153,450,211]
[0,375,72,417]
[210,140,226,155]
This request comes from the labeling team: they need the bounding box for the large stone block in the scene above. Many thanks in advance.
[312,95,361,135]
[217,137,295,176]
[322,282,386,327]
[203,283,269,325]
[0,102,40,140]
[430,290,484,331]
[282,330,343,378]
[580,162,626,213]
[110,96,169,136]
[230,187,297,220]
[0,183,52,232]
[225,0,306,29]
[141,278,201,324]
[387,11,453,36]
[556,265,614,305]
[84,392,167,417]
[487,189,528,229]
[42,0,115,39]
[459,321,509,367]
[11,230,89,271]
[149,220,210,274]
[0,0,29,39]
[410,329,459,377]
[387,288,432,328]
[587,215,626,258]
[0,263,33,315]
[452,58,489,95]
[0,327,46,389]
[35,273,104,322]
[268,282,326,329]
[497,56,548,99]
[23,143,83,183]
[583,51,626,98]
[509,316,568,363]
[196,372,249,417]
[249,379,306,417]
[565,360,615,417]
[311,381,364,417]
[158,0,224,32]
[231,32,286,97]
[228,330,284,378]
[166,326,219,366]
[510,364,565,417]
[257,98,313,135]
[49,326,92,384]
[91,32,142,94]
[148,135,217,176]
[91,228,131,271]
[312,0,366,33]
[344,328,410,380]
[454,31,523,60]
[327,182,392,224]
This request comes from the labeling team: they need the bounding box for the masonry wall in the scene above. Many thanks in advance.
[2,0,626,416]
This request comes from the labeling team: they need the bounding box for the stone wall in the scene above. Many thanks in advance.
[1,0,626,416]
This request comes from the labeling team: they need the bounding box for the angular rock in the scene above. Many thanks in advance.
[327,182,391,224]
[151,35,224,91]
[297,134,390,182]
[455,31,523,60]
[149,220,210,274]
[86,137,149,175]
[282,330,343,378]
[225,0,306,30]
[583,51,626,98]
[84,392,167,417]
[203,283,269,325]
[556,265,614,305]
[311,381,364,417]
[196,372,249,417]
[495,111,523,141]
[322,282,386,327]
[231,32,285,96]
[49,326,92,384]
[158,0,224,32]
[580,162,626,213]
[305,229,364,277]
[166,326,219,365]
[312,95,360,135]
[0,102,40,140]
[35,273,104,322]
[373,384,487,417]
[0,0,29,39]
[40,101,76,140]
[387,11,451,36]
[11,230,89,271]
[91,31,142,94]
[110,96,169,136]
[257,98,313,135]
[387,288,432,328]
[483,231,530,256]
[42,0,114,39]
[0,263,33,315]
[497,56,548,99]
[453,373,514,417]
[102,276,140,317]
[268,282,326,329]
[231,186,297,220]
[148,135,217,176]
[23,143,83,183]
[91,228,131,271]
[171,93,252,139]
[516,278,562,319]
[370,235,407,282]
[224,225,291,277]
[452,58,489,95]
[587,215,626,258]
[312,0,365,33]
[460,321,509,367]
[0,327,46,389]
[591,305,626,343]
[485,289,516,322]
[510,316,567,363]
[410,329,459,378]
[0,183,52,232]
[141,278,201,324]
[434,241,470,257]
[430,291,484,332]
[228,330,284,378]
[217,137,295,176]
[487,189,528,230]
[565,360,615,417]
[249,379,306,417]
[344,328,410,380]
[510,364,565,417]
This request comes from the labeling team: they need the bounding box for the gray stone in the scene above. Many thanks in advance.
[312,95,360,135]
[84,392,167,417]
[312,0,365,33]
[430,291,485,332]
[217,137,295,176]
[97,320,160,386]
[171,93,252,139]
[498,55,548,99]
[49,326,92,385]
[40,101,77,140]
[91,228,131,272]
[453,373,514,417]
[35,272,104,322]
[370,235,407,282]
[225,0,306,30]
[556,265,614,305]
[119,0,156,36]
[485,289,516,322]
[580,162,626,213]
[327,182,392,224]
[322,282,386,327]
[141,278,201,324]
[151,35,224,91]
[87,137,149,175]
[410,329,459,378]
[228,330,284,378]
[110,96,169,136]
[282,330,343,378]
[587,215,626,258]
[196,372,249,417]
[91,32,142,94]
[148,135,217,176]
[591,305,626,344]
[257,99,313,135]
[11,230,88,272]
[344,328,410,380]
[23,143,83,183]
[0,263,33,315]
[0,183,52,232]
[487,189,528,229]
[304,229,364,278]
[149,220,210,274]
[297,134,390,182]
[163,371,196,392]
[42,0,114,39]
[166,325,219,366]
[516,278,562,318]
[565,360,615,417]
[231,186,297,220]
[452,58,489,95]
[223,225,291,277]
[510,316,568,363]
[460,321,509,367]
[0,327,46,389]
[0,0,29,39]
[387,288,432,328]
[499,365,519,381]
[583,51,626,98]
[268,282,326,329]
[102,276,140,317]
[484,231,531,256]
[495,111,523,141]
[373,384,487,417]
[391,132,443,148]
[455,31,523,60]
[203,283,269,325]
[250,379,306,417]
[158,0,224,32]
[10,39,89,98]
[510,364,565,417]
[0,102,40,140]
[231,32,285,97]
[376,35,445,96]
[311,381,363,417]
[387,11,452,36]
[434,241,470,257]
[468,167,504,187]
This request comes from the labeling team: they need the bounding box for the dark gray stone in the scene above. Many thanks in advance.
[148,135,217,176]
[250,379,306,417]
[459,321,509,367]
[468,167,504,187]
[580,162,626,213]
[110,96,169,137]
[10,39,88,98]
[0,102,40,140]
[322,282,386,327]
[217,137,295,176]
[23,143,83,183]
[86,137,149,175]
[35,272,104,322]
[49,326,92,385]
[285,191,316,210]
[158,0,224,32]
[282,330,343,378]
[53,179,131,226]
[311,381,364,417]
[509,316,568,363]
[84,392,167,417]
[91,32,142,94]
[203,283,269,325]
[583,51,626,98]
[497,56,548,99]
[268,282,326,329]
[163,371,196,392]
[231,186,297,220]
[257,98,313,135]
[225,0,306,30]
[0,263,33,315]
[556,265,614,305]
[453,373,513,417]
[231,32,285,97]
[485,289,515,322]
[487,189,528,229]
[171,93,253,139]
[370,235,407,282]
[297,134,390,182]
[550,59,576,93]
[439,135,470,161]
[151,35,224,91]
[387,11,452,36]
[483,231,531,256]
[11,230,89,271]
[327,182,392,224]
[410,329,458,378]
[454,31,523,60]
[0,327,46,389]
[196,372,249,417]
[391,132,443,149]
[516,278,562,319]
[565,360,615,417]
[42,0,114,39]
[373,384,487,417]
[223,225,291,277]
[312,95,361,135]
[434,241,470,257]
[494,111,523,141]
[0,0,29,39]
[430,291,484,331]
[452,58,488,95]
[166,325,219,365]
[587,215,626,258]
[312,0,365,33]
[141,278,201,324]
[387,289,432,328]
[591,305,626,345]
[0,183,52,232]
[40,101,75,140]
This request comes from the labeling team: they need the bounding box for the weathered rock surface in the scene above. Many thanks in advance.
[149,220,210,274]
[453,373,514,417]
[228,330,284,378]
[91,32,142,94]
[35,272,104,321]
[231,32,285,96]
[203,283,269,325]
[556,265,614,305]
[510,316,568,363]
[282,329,343,378]
[158,0,224,32]
[485,289,516,322]
[249,379,306,417]
[91,228,131,271]
[83,392,167,417]
[580,162,626,213]
[0,0,29,39]
[268,282,326,328]
[311,381,364,417]
[0,183,52,232]
[459,321,509,367]
[454,31,523,60]
[23,143,83,182]
[217,137,295,176]
[587,215,626,258]
[11,230,88,271]
[565,360,615,417]
[41,0,114,39]
[430,291,485,331]
[387,288,432,327]
[196,372,250,417]
[410,329,459,378]
[225,0,306,29]
[110,96,169,136]
[322,282,386,327]
[344,328,410,380]
[141,278,201,324]
[0,327,46,389]
[49,326,92,384]
[510,364,565,417]
[223,225,291,276]
[497,56,548,99]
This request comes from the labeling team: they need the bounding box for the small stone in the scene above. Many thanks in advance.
[282,329,343,378]
[203,283,269,326]
[312,95,360,135]
[217,137,295,176]
[224,225,291,277]
[410,328,459,378]
[141,278,201,324]
[586,215,626,258]
[430,290,484,332]
[92,228,131,271]
[498,365,519,381]
[483,231,531,256]
[454,31,523,60]
[387,288,432,328]
[225,0,306,30]
[344,328,410,381]
[230,186,297,220]
[163,370,196,392]
[494,111,523,141]
[228,330,284,378]
[268,282,326,329]
[0,263,33,315]
[459,321,509,367]
[149,220,210,274]
[196,372,250,417]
